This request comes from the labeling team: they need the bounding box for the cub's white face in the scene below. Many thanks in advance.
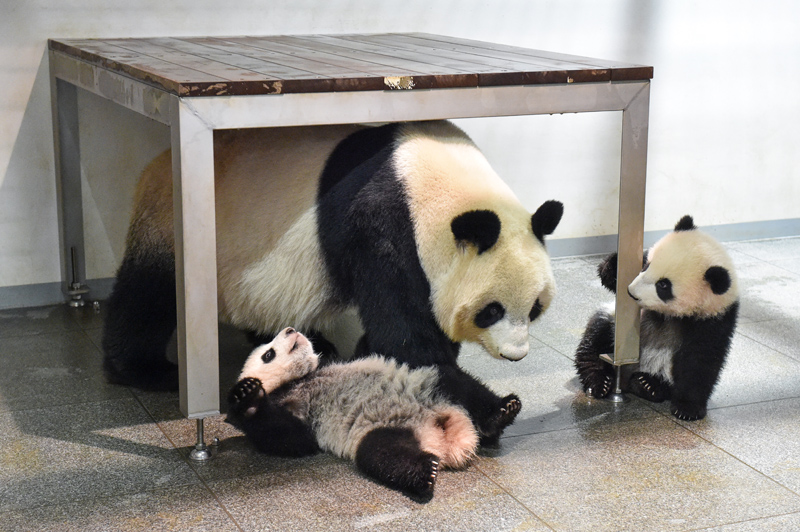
[238,327,319,393]
[628,228,738,318]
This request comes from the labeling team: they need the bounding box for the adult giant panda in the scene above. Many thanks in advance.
[102,120,563,391]
[575,215,739,420]
[227,327,520,500]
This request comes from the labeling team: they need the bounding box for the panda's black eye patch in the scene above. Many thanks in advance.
[529,299,544,321]
[642,262,650,272]
[261,348,276,363]
[475,302,505,328]
[655,278,674,302]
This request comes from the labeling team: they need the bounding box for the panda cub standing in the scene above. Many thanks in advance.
[575,216,739,421]
[226,327,521,500]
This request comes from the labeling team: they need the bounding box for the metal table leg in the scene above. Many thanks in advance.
[170,98,220,458]
[600,82,650,397]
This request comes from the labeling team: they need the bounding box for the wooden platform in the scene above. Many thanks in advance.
[49,33,652,96]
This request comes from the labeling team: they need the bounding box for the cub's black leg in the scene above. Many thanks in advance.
[627,372,671,403]
[226,378,319,457]
[101,253,179,391]
[355,427,439,502]
[574,310,615,399]
[435,365,521,446]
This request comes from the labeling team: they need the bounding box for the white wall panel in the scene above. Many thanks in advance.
[1,0,799,288]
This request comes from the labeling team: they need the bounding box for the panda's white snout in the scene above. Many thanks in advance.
[279,327,307,353]
[489,320,530,361]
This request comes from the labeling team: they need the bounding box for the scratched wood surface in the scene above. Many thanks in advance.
[49,33,653,97]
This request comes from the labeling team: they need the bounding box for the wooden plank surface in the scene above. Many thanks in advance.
[49,33,653,97]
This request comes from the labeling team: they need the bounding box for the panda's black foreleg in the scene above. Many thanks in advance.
[101,253,179,391]
[226,377,320,457]
[354,426,439,502]
[667,306,737,421]
[435,364,520,447]
[574,310,616,399]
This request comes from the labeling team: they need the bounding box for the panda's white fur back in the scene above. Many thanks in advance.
[278,356,478,468]
[134,125,363,334]
[224,207,345,333]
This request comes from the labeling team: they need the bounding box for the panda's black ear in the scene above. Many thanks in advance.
[674,215,696,231]
[451,210,501,254]
[531,200,564,243]
[705,266,731,295]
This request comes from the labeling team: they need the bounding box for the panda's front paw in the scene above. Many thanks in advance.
[227,377,265,418]
[479,394,522,447]
[627,372,669,403]
[584,372,613,399]
[499,395,522,425]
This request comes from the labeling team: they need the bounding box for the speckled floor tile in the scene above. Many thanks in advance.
[459,343,660,438]
[736,319,800,361]
[726,237,800,263]
[474,416,800,532]
[0,484,238,532]
[735,261,800,322]
[0,330,131,412]
[212,454,544,532]
[678,398,800,494]
[0,399,198,512]
[697,512,800,531]
[0,305,83,337]
[707,334,800,408]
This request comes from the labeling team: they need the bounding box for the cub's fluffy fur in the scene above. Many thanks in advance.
[575,216,739,420]
[227,328,521,500]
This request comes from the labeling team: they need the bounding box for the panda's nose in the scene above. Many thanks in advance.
[285,327,296,336]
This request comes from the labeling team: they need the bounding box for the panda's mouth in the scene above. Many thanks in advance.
[627,288,640,302]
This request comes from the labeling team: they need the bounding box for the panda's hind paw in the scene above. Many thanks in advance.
[671,403,706,422]
[628,372,669,403]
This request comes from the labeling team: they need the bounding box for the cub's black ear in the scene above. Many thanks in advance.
[705,266,731,295]
[531,200,564,243]
[597,252,619,293]
[674,215,696,231]
[451,210,501,254]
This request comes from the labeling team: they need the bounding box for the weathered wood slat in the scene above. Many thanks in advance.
[48,34,652,96]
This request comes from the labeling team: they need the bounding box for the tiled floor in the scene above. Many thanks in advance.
[2,236,800,531]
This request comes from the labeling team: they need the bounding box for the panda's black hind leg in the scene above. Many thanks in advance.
[574,310,616,399]
[101,253,179,391]
[435,365,520,446]
[355,427,439,502]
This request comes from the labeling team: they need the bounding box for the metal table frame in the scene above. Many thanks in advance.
[49,46,649,449]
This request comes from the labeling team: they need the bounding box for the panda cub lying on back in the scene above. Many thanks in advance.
[575,216,739,421]
[227,327,521,500]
